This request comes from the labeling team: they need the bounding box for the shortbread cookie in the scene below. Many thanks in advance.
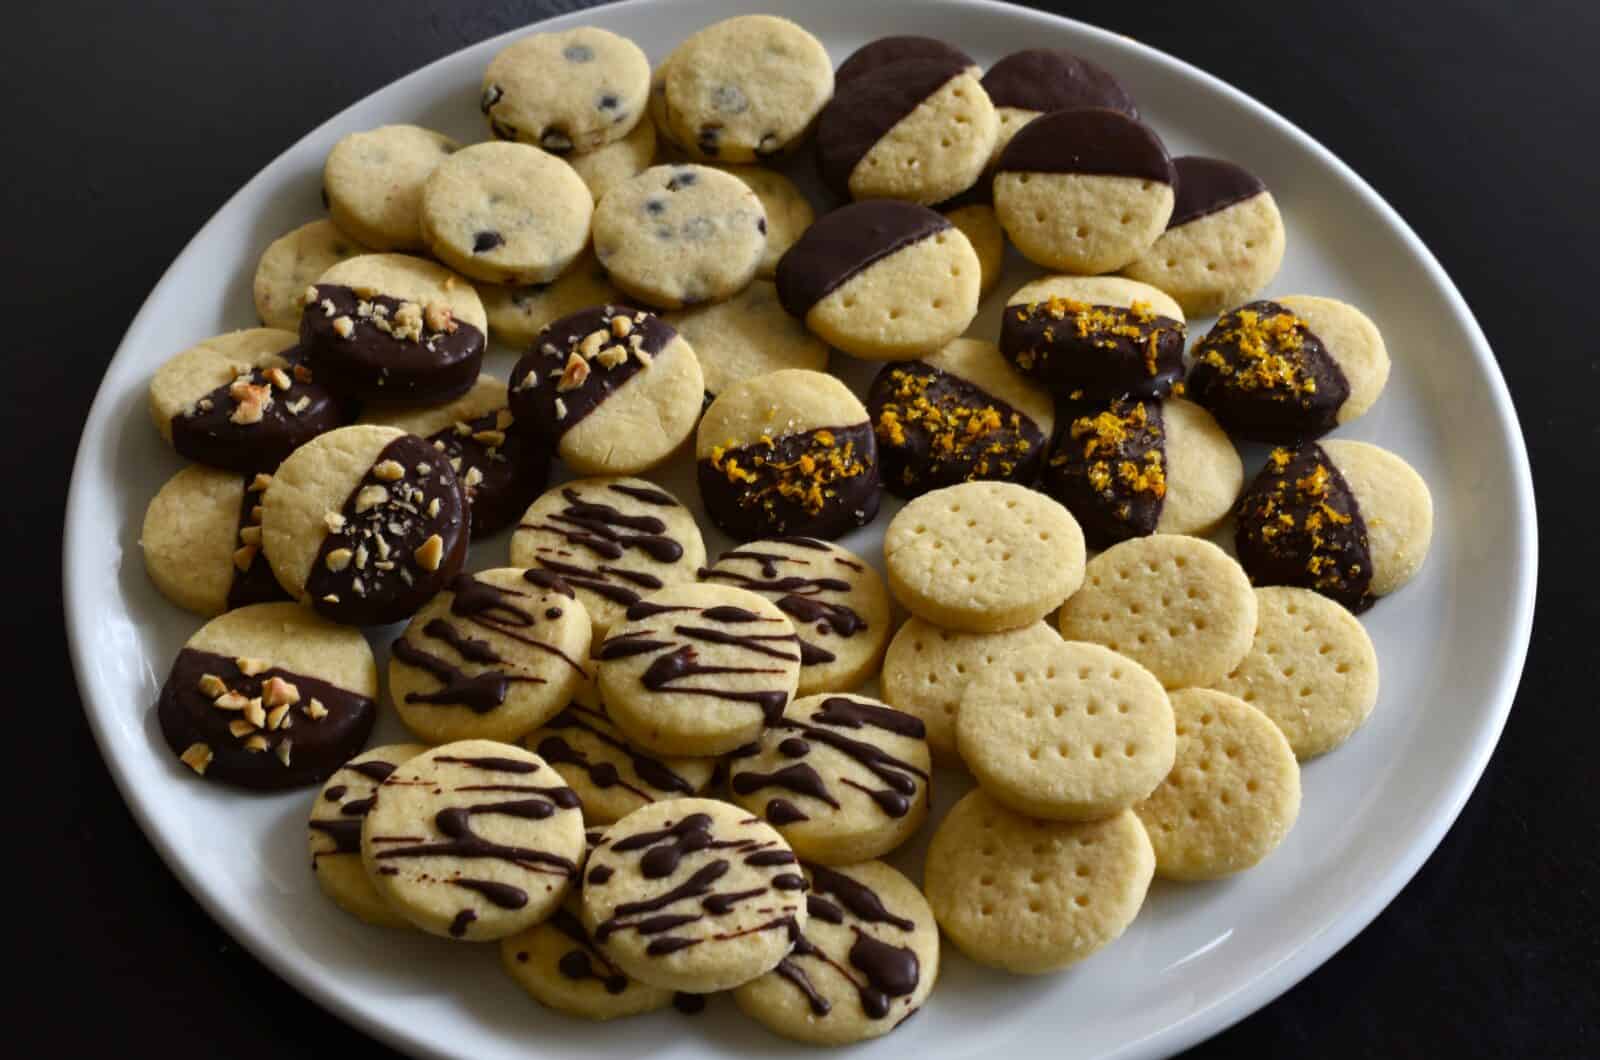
[700,537,891,696]
[501,895,674,1020]
[1059,534,1257,689]
[388,569,592,744]
[957,639,1175,820]
[715,165,814,279]
[994,109,1175,273]
[260,424,469,626]
[322,124,458,250]
[581,798,808,992]
[884,480,1086,633]
[510,477,707,639]
[665,281,829,398]
[1234,440,1432,612]
[1213,586,1380,758]
[836,35,978,85]
[1135,688,1301,880]
[729,694,931,864]
[141,465,289,616]
[308,743,426,927]
[596,584,801,756]
[157,602,378,790]
[816,55,998,205]
[318,252,488,333]
[924,790,1154,974]
[362,740,585,940]
[867,338,1054,498]
[568,117,658,203]
[149,328,344,472]
[253,219,363,331]
[1187,297,1390,441]
[733,860,939,1044]
[592,164,766,309]
[361,374,547,539]
[776,200,980,360]
[508,305,703,475]
[1122,156,1286,317]
[943,203,1005,298]
[420,141,592,286]
[481,27,650,153]
[664,15,832,162]
[696,369,880,541]
[1039,396,1241,549]
[300,281,485,405]
[645,47,685,150]
[528,699,716,825]
[881,618,1061,761]
[478,248,625,349]
[981,49,1139,163]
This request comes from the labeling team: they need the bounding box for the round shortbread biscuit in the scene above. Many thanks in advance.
[419,141,592,286]
[714,165,814,280]
[508,304,703,476]
[510,476,707,641]
[317,252,487,334]
[1059,534,1258,690]
[664,280,829,399]
[728,693,932,865]
[924,789,1154,974]
[980,48,1139,164]
[943,203,1005,299]
[696,369,881,542]
[663,15,833,163]
[593,164,766,309]
[308,743,427,927]
[481,27,650,154]
[500,894,674,1020]
[884,480,1086,633]
[732,860,940,1044]
[958,639,1175,820]
[478,248,625,349]
[1135,688,1301,880]
[835,35,978,86]
[581,798,809,993]
[253,219,364,331]
[362,740,586,941]
[776,201,981,361]
[156,602,379,790]
[596,583,801,757]
[1320,440,1432,596]
[141,465,288,617]
[322,125,458,251]
[568,116,658,204]
[1213,587,1380,758]
[388,568,592,744]
[1122,156,1286,317]
[699,537,891,696]
[881,618,1061,761]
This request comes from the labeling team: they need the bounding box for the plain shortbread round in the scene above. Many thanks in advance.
[141,465,269,617]
[1277,296,1392,428]
[958,639,1176,820]
[924,789,1155,974]
[500,894,674,1020]
[1122,189,1286,318]
[322,124,458,251]
[665,281,829,398]
[477,248,624,349]
[568,117,658,203]
[1321,439,1433,596]
[361,740,585,941]
[308,743,426,927]
[944,203,1005,299]
[318,253,487,334]
[715,165,815,279]
[253,219,364,331]
[1135,688,1301,880]
[1156,397,1244,536]
[481,27,650,153]
[884,480,1086,633]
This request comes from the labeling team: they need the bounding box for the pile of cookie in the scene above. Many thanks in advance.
[134,14,1437,1046]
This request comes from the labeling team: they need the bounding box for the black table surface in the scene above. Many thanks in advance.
[9,0,1596,1055]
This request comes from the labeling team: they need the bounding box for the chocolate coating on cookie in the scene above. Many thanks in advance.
[1000,295,1185,400]
[227,473,292,610]
[1235,444,1374,612]
[816,55,975,199]
[776,201,952,319]
[509,305,674,441]
[995,108,1172,184]
[1186,301,1350,441]
[1168,156,1268,228]
[868,361,1048,497]
[300,284,485,404]
[700,424,882,542]
[170,346,344,472]
[158,648,376,790]
[423,407,549,539]
[836,36,976,85]
[981,48,1137,119]
[1039,397,1167,549]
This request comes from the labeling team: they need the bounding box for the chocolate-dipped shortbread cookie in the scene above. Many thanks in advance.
[141,465,290,616]
[149,328,344,472]
[697,369,881,541]
[308,744,426,927]
[299,280,486,406]
[981,48,1139,164]
[867,337,1054,498]
[835,35,978,85]
[319,251,488,331]
[260,424,469,626]
[1186,296,1390,441]
[509,305,703,476]
[157,602,378,790]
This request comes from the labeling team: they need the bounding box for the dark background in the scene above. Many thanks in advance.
[9,0,1596,1055]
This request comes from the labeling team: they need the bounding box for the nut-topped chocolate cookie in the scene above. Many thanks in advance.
[300,280,486,406]
[697,369,881,542]
[981,48,1139,164]
[141,465,291,616]
[260,424,469,626]
[157,602,379,790]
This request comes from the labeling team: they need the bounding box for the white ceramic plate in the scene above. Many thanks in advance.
[64,0,1536,1056]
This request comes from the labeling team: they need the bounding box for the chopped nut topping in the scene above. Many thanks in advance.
[261,676,300,708]
[236,657,270,676]
[243,698,268,729]
[634,347,653,367]
[391,301,424,341]
[324,511,346,533]
[332,315,355,339]
[302,285,319,306]
[463,466,484,488]
[554,397,568,420]
[238,525,262,547]
[304,698,328,720]
[372,459,406,481]
[266,703,292,730]
[249,472,274,493]
[416,462,432,475]
[275,739,293,767]
[354,543,369,570]
[325,548,353,572]
[322,593,340,604]
[353,284,379,299]
[596,345,628,370]
[355,485,389,512]
[243,734,270,753]
[611,314,633,338]
[227,719,256,739]
[213,691,250,712]
[471,429,505,448]
[228,379,272,425]
[557,352,591,391]
[578,329,608,359]
[179,743,213,774]
[293,363,314,384]
[426,497,442,518]
[423,301,456,332]
[197,674,228,698]
[265,367,292,390]
[286,396,311,415]
[415,534,445,572]
[494,409,514,431]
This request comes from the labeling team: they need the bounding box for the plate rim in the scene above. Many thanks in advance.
[61,0,1539,1057]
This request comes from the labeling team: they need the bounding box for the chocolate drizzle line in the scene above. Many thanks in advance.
[776,200,953,319]
[309,757,400,858]
[700,540,870,667]
[537,701,698,803]
[1040,397,1168,549]
[1186,300,1350,442]
[1168,155,1268,228]
[519,485,686,609]
[816,54,973,199]
[508,305,675,440]
[170,344,345,473]
[996,107,1173,184]
[551,908,630,994]
[774,864,921,1021]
